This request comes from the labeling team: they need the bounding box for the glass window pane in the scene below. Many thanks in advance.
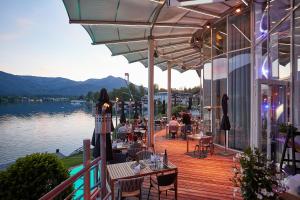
[254,1,268,42]
[228,49,251,150]
[269,0,291,30]
[255,39,268,80]
[212,55,227,145]
[212,19,227,56]
[203,61,212,132]
[228,10,250,51]
[269,17,291,80]
[293,7,300,129]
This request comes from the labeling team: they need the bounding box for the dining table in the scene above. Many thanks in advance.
[112,141,147,152]
[186,134,212,153]
[107,160,178,200]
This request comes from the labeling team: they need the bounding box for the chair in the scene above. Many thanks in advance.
[169,125,179,139]
[194,136,214,158]
[147,172,177,200]
[136,150,153,161]
[117,177,144,200]
[205,132,214,155]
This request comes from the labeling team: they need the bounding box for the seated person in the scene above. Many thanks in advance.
[118,122,127,133]
[129,135,142,149]
[125,120,132,133]
[169,116,179,127]
[169,116,179,138]
[127,135,143,160]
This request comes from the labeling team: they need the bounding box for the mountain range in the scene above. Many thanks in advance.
[0,71,129,96]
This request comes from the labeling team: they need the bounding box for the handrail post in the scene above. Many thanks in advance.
[83,139,91,200]
[100,113,107,198]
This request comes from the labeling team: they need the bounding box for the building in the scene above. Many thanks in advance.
[197,1,300,163]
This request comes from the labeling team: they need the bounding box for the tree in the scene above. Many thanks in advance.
[139,85,145,97]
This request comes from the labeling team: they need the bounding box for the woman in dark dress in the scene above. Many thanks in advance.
[91,88,114,161]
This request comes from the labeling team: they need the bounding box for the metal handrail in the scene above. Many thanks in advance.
[39,156,101,200]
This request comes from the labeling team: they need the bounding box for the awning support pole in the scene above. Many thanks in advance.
[167,61,172,122]
[148,37,155,147]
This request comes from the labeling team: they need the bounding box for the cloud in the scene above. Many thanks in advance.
[0,18,33,41]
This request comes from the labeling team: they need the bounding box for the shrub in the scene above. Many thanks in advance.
[0,153,72,200]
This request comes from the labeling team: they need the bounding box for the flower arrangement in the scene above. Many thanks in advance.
[231,148,284,200]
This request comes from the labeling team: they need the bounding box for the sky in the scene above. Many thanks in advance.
[0,0,200,89]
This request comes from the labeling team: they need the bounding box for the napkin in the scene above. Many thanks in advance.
[133,164,141,174]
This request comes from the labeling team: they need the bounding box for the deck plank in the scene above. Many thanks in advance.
[112,129,241,200]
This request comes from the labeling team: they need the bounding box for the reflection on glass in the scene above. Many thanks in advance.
[254,1,268,42]
[212,55,227,145]
[212,19,227,56]
[228,49,250,150]
[269,0,291,30]
[228,11,250,51]
[203,61,212,132]
[293,7,300,128]
[255,39,268,79]
[269,17,291,80]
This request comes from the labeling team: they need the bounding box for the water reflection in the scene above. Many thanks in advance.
[0,103,94,165]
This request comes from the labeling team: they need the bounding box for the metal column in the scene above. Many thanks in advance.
[148,37,155,147]
[167,61,172,122]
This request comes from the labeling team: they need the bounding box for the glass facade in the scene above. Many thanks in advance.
[200,9,251,150]
[199,0,300,158]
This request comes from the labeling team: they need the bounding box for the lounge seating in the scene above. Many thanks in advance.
[147,172,177,200]
[117,177,144,200]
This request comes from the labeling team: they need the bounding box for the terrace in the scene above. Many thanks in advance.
[39,0,300,199]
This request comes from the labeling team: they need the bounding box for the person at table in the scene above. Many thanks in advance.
[182,112,192,132]
[169,115,180,127]
[118,122,127,133]
[129,135,142,149]
[91,88,114,162]
[125,120,132,133]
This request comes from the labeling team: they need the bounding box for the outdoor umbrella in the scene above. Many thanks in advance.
[220,94,231,155]
[120,101,126,123]
[162,100,166,114]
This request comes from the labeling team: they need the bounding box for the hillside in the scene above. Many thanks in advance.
[0,71,128,96]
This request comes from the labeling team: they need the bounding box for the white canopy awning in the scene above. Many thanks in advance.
[63,0,243,73]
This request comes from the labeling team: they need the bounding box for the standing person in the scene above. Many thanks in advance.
[91,88,114,161]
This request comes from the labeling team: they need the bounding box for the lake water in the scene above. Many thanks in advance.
[0,103,100,165]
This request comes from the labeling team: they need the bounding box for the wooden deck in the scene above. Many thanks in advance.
[110,129,241,199]
[143,129,240,200]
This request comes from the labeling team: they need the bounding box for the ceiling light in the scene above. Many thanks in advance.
[206,23,211,29]
[235,8,241,13]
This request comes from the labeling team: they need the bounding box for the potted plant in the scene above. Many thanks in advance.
[232,148,284,200]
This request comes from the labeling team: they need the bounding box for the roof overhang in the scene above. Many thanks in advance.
[62,0,245,73]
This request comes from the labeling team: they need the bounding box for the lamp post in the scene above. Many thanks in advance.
[115,97,119,128]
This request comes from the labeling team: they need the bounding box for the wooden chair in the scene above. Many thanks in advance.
[136,150,153,161]
[194,136,214,158]
[147,172,177,200]
[169,125,179,139]
[117,177,144,200]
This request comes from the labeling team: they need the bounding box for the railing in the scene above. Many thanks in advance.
[39,139,111,200]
